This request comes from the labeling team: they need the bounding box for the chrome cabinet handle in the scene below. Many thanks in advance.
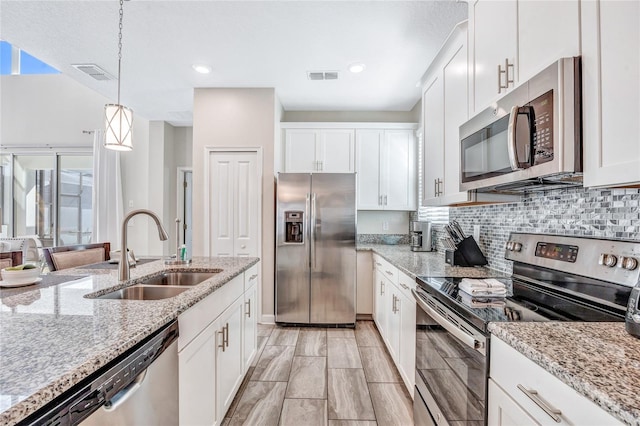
[224,323,229,348]
[375,262,382,267]
[218,328,226,352]
[249,274,258,281]
[517,384,562,423]
[498,63,503,93]
[245,299,251,318]
[400,283,409,290]
[434,179,438,197]
[385,270,393,277]
[383,195,387,205]
[380,280,385,295]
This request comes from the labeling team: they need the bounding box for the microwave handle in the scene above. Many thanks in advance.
[507,105,525,171]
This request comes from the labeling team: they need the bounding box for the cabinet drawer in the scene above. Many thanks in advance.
[397,271,415,301]
[244,263,259,291]
[178,274,244,351]
[490,337,621,425]
[372,254,398,284]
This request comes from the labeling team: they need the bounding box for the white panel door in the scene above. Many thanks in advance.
[470,0,517,113]
[582,0,640,188]
[216,298,245,423]
[285,129,318,172]
[209,156,235,256]
[234,156,259,257]
[179,321,217,426]
[209,151,260,257]
[442,42,469,201]
[422,75,444,205]
[319,129,355,172]
[518,0,580,82]
[383,130,416,210]
[355,130,383,210]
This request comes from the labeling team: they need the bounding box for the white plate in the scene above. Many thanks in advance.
[0,277,42,288]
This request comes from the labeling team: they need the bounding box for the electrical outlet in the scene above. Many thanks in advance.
[473,225,481,242]
[382,221,389,231]
[128,200,134,208]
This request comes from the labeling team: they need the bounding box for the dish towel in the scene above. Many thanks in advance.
[458,278,507,296]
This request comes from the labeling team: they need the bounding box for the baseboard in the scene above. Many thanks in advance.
[260,314,275,324]
[356,313,373,321]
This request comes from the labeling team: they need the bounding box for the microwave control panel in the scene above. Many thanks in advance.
[530,90,554,165]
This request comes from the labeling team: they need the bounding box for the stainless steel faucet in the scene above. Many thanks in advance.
[119,209,169,281]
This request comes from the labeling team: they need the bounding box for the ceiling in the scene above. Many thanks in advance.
[1,1,467,126]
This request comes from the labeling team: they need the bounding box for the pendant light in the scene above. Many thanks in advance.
[104,0,133,151]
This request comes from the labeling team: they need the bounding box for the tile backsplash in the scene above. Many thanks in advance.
[446,187,640,273]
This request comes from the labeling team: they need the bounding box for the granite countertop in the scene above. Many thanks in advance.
[0,256,258,426]
[489,322,640,425]
[357,243,507,279]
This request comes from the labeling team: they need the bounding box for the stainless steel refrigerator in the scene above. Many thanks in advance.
[276,173,356,325]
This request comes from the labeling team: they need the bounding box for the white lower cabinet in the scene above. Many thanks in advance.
[489,336,621,425]
[178,263,260,426]
[372,254,416,397]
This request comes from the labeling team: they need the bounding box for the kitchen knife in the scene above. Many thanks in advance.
[451,220,466,239]
[445,224,462,244]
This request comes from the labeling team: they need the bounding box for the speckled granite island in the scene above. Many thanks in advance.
[0,256,258,426]
[357,243,507,279]
[489,322,640,425]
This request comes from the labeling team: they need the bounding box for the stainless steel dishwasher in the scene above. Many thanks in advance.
[24,321,179,426]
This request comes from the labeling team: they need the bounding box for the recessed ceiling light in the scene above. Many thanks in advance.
[192,64,212,74]
[348,63,366,74]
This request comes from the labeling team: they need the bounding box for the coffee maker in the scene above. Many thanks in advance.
[410,221,433,252]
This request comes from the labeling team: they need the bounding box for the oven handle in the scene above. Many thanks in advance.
[412,289,484,354]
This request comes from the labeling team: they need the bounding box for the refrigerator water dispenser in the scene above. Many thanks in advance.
[284,211,304,243]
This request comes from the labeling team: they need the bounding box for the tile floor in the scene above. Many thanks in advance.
[223,321,414,426]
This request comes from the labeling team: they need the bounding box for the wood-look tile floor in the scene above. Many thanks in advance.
[223,321,414,426]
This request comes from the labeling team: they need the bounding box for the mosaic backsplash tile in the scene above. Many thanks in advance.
[441,187,640,273]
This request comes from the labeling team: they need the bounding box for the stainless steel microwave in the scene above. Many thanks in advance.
[459,57,582,193]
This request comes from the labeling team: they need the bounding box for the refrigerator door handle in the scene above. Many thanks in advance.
[305,193,311,268]
[311,193,317,270]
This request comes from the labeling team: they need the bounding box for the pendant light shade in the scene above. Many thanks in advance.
[104,103,133,151]
[104,0,133,152]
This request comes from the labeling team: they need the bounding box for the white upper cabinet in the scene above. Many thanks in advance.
[356,128,417,211]
[422,74,444,204]
[468,0,580,115]
[284,128,355,173]
[582,0,640,188]
[469,0,517,114]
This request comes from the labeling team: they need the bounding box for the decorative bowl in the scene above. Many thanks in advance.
[1,265,41,285]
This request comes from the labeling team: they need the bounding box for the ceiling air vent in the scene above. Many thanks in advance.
[71,63,116,81]
[307,71,339,81]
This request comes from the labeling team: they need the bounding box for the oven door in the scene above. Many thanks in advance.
[413,288,487,426]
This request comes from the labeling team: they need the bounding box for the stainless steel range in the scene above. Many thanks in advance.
[412,233,640,426]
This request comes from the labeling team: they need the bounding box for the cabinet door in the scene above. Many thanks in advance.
[356,251,373,315]
[422,75,444,205]
[518,0,580,82]
[386,284,401,363]
[285,129,318,172]
[582,0,640,188]
[382,130,416,210]
[179,321,217,426]
[373,267,387,339]
[355,130,383,210]
[469,0,517,113]
[488,379,538,426]
[398,291,416,395]
[442,40,470,202]
[319,129,355,172]
[243,282,258,371]
[216,298,245,423]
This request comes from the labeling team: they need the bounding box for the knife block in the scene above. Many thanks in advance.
[445,236,488,267]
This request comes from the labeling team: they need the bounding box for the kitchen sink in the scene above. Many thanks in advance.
[95,285,190,300]
[137,270,221,286]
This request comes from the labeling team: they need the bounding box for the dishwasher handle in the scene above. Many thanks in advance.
[103,369,147,412]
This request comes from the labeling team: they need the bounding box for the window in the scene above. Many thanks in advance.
[0,152,92,247]
[0,41,59,75]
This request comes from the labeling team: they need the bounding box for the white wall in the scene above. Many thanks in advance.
[193,88,276,321]
[357,211,410,234]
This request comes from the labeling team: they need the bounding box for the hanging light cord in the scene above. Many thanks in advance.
[116,0,124,105]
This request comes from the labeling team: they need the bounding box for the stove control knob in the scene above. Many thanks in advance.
[599,253,618,267]
[619,256,638,271]
[506,241,514,251]
[513,242,522,252]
